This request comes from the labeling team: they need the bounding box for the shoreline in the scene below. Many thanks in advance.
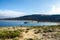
[0,20,60,22]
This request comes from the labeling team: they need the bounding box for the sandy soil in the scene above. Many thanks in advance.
[0,26,60,40]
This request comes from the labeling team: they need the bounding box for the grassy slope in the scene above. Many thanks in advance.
[0,25,60,40]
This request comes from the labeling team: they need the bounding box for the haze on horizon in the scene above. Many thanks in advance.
[0,0,60,18]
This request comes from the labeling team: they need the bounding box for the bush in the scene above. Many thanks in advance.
[27,38,33,40]
[43,30,53,33]
[0,30,20,39]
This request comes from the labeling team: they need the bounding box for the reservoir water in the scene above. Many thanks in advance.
[0,20,59,26]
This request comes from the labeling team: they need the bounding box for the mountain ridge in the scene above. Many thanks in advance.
[1,14,60,22]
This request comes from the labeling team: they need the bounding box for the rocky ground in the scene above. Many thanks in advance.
[0,25,60,40]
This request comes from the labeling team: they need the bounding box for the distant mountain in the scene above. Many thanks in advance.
[1,14,60,22]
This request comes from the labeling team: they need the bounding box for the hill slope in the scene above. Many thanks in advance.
[2,14,60,22]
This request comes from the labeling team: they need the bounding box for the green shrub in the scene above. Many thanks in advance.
[0,30,20,39]
[27,38,33,40]
[43,29,53,33]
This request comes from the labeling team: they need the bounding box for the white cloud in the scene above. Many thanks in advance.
[32,5,60,15]
[0,6,60,18]
[50,6,60,14]
[0,9,28,18]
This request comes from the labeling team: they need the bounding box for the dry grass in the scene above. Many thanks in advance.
[0,25,60,40]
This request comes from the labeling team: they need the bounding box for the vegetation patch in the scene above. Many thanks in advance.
[0,30,20,39]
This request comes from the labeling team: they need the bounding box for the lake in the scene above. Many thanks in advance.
[0,20,59,26]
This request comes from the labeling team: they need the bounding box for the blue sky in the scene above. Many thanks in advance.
[0,0,60,18]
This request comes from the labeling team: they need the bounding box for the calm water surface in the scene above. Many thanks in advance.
[0,20,59,26]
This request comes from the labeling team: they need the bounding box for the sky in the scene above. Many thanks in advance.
[0,0,60,18]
